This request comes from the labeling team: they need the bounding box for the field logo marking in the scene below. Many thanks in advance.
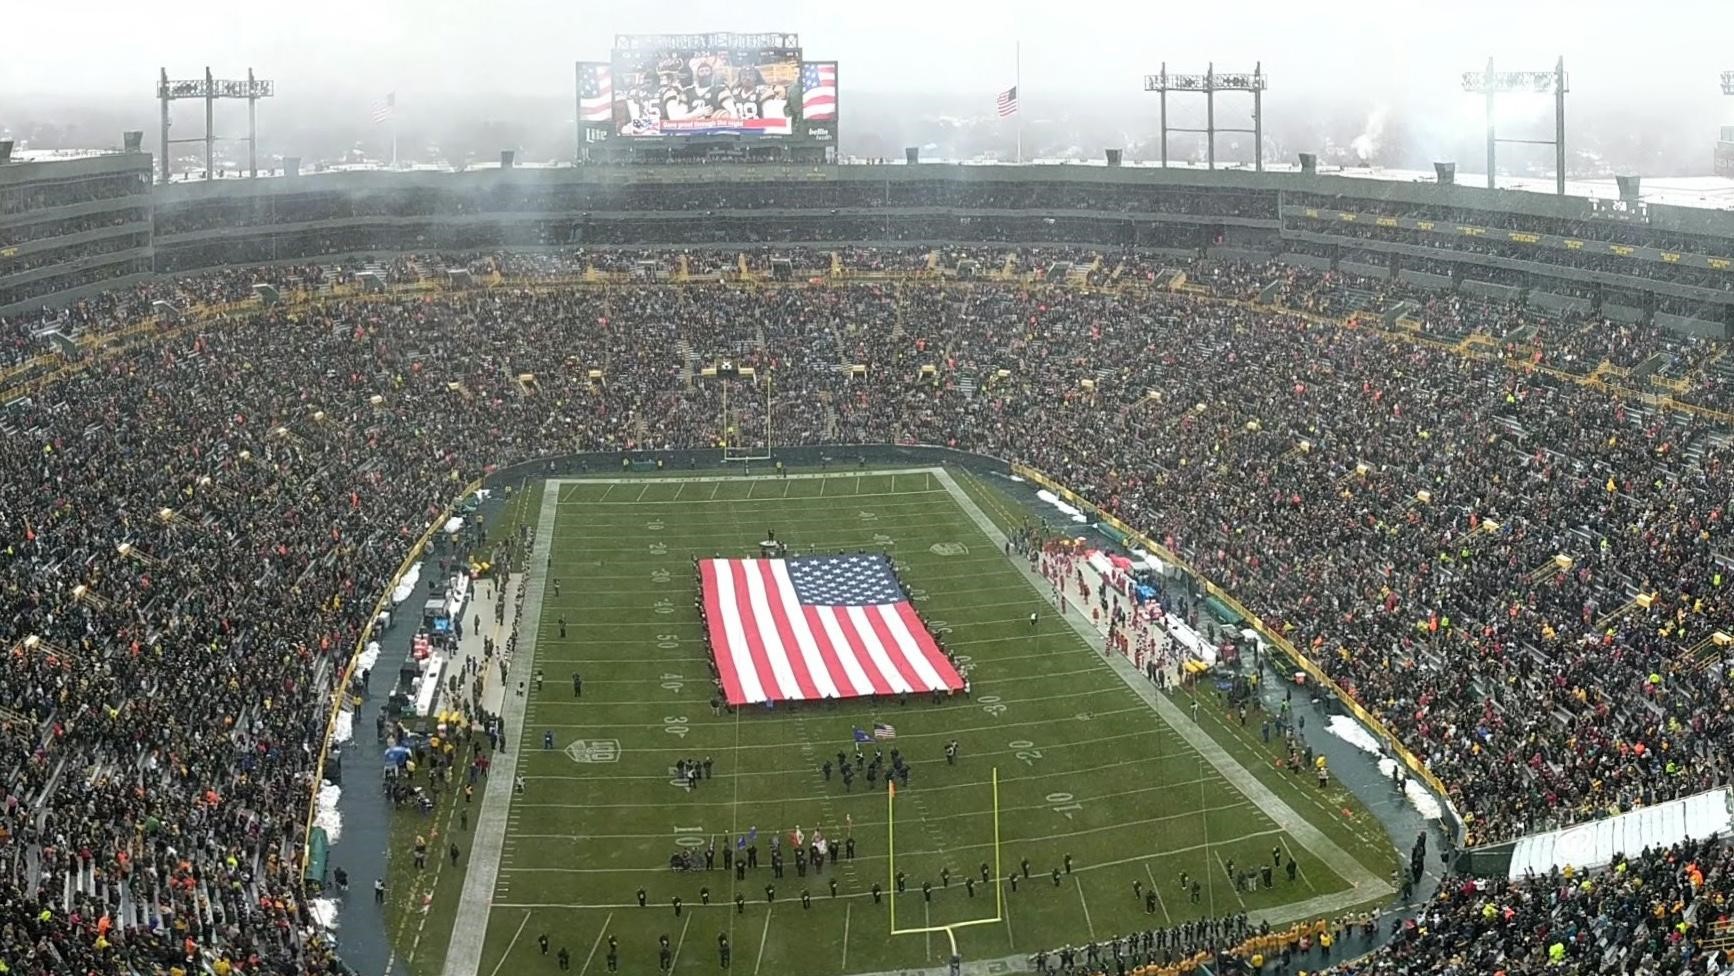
[872,533,897,547]
[650,568,672,584]
[563,739,622,764]
[648,541,669,555]
[653,598,675,615]
[645,518,665,531]
[858,510,878,522]
[929,542,969,556]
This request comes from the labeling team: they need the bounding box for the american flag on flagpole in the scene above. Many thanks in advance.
[996,86,1019,118]
[578,63,614,123]
[699,555,964,706]
[371,93,396,125]
[801,62,837,121]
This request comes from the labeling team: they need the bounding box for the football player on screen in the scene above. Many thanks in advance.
[687,56,736,118]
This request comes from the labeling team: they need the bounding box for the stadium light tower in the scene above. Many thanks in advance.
[156,67,275,184]
[1143,63,1267,171]
[1461,56,1567,194]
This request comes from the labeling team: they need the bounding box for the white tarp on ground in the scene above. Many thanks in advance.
[1326,715,1444,822]
[1507,788,1733,880]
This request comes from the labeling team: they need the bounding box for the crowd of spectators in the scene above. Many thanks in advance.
[3,249,1734,972]
[1319,835,1734,976]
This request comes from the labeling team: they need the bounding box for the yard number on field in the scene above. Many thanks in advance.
[1009,740,1042,765]
[1048,792,1085,819]
[665,716,690,738]
[980,695,1006,717]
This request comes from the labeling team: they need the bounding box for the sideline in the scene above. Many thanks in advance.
[929,467,1395,910]
[440,483,561,976]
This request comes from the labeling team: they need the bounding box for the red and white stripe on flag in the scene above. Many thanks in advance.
[578,62,614,123]
[699,556,964,705]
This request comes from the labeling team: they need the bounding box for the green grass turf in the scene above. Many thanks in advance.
[384,468,1399,976]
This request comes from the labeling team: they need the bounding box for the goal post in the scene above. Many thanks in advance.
[719,371,773,463]
[887,766,1003,942]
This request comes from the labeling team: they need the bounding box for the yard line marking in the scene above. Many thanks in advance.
[1075,879,1095,938]
[752,905,775,975]
[669,911,693,971]
[483,911,531,976]
[710,482,721,499]
[1002,885,1015,948]
[924,901,931,959]
[841,902,851,970]
[635,482,649,501]
[1214,849,1249,911]
[576,911,613,976]
[1282,838,1318,893]
[1144,862,1172,926]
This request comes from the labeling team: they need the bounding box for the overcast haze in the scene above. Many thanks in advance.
[4,0,1733,174]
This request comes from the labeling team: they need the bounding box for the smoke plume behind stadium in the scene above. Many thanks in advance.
[3,0,1730,174]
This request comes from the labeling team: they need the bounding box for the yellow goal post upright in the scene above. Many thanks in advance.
[886,766,1004,960]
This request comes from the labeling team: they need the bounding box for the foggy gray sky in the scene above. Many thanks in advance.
[7,0,1733,101]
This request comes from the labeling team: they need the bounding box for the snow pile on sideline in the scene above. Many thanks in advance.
[332,710,354,746]
[392,562,423,605]
[1035,489,1089,524]
[309,898,340,931]
[315,782,343,843]
[1326,715,1444,821]
[357,640,383,674]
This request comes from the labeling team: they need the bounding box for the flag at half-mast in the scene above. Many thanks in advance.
[371,92,396,124]
[699,554,964,706]
[996,85,1019,118]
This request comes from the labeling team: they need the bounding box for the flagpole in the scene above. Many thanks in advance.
[1015,42,1023,164]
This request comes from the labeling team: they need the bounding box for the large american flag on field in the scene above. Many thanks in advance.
[801,62,837,122]
[700,555,964,705]
[578,62,614,123]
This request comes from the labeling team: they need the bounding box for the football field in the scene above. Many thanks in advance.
[457,467,1392,976]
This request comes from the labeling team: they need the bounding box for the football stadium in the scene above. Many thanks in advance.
[5,17,1734,976]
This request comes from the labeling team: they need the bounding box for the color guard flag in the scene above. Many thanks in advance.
[852,727,873,743]
[873,722,897,740]
[699,554,964,706]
